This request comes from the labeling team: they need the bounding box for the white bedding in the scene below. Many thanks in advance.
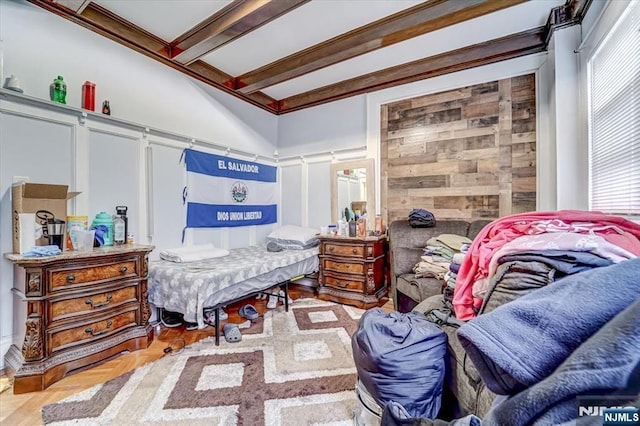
[159,243,230,263]
[148,244,319,328]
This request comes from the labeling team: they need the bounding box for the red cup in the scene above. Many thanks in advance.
[82,81,96,111]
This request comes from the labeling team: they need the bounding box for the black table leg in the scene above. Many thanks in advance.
[215,308,220,346]
[284,280,289,311]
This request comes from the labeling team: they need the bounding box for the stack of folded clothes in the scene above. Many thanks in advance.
[413,234,472,305]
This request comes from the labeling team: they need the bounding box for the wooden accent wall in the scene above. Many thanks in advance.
[380,74,536,224]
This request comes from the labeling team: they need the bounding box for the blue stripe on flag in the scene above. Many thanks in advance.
[187,202,277,227]
[184,148,276,182]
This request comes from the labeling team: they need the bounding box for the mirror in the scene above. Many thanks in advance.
[330,158,375,224]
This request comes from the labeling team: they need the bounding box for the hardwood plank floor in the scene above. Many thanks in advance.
[0,284,392,425]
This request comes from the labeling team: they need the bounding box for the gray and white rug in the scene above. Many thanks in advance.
[42,299,365,425]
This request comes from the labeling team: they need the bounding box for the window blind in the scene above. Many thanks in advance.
[588,1,639,216]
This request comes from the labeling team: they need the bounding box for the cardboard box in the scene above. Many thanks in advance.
[12,182,81,253]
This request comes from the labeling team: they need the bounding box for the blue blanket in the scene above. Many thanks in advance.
[457,258,640,395]
[484,297,640,425]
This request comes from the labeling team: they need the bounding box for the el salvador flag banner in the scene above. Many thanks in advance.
[183,149,277,228]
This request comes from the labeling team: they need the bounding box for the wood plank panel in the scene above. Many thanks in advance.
[408,185,500,197]
[380,74,536,222]
[387,159,461,178]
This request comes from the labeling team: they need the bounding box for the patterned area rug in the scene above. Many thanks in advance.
[42,299,365,425]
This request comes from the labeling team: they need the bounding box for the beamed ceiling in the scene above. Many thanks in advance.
[30,0,591,115]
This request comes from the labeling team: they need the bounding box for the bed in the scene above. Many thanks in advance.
[148,244,319,342]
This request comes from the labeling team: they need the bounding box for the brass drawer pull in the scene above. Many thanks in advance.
[85,294,113,309]
[120,266,128,274]
[337,281,349,288]
[328,246,334,252]
[85,320,113,337]
[352,248,357,254]
[66,275,75,283]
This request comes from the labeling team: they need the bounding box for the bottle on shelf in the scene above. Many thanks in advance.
[102,100,111,115]
[50,76,67,104]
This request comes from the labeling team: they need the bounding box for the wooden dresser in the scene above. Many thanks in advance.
[4,245,154,393]
[317,235,388,309]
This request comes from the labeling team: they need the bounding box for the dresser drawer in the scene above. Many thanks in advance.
[323,275,364,292]
[322,259,364,275]
[48,306,138,354]
[49,285,138,324]
[50,259,137,291]
[323,243,364,258]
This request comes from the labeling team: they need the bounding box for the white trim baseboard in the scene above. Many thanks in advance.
[0,335,15,371]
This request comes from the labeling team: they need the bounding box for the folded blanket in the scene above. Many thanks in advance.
[159,243,230,262]
[484,297,640,425]
[457,258,640,395]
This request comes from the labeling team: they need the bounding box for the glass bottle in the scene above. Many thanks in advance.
[51,76,67,104]
[348,218,357,237]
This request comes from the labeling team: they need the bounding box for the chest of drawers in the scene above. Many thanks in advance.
[317,235,388,309]
[4,245,154,393]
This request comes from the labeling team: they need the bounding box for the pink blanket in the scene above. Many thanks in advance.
[453,210,640,321]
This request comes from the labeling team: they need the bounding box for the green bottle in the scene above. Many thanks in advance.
[50,76,67,104]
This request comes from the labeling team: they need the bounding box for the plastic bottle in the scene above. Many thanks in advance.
[337,214,347,237]
[92,211,114,246]
[116,205,128,243]
[51,76,67,104]
[113,215,125,245]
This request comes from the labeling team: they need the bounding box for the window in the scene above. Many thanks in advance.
[588,1,639,216]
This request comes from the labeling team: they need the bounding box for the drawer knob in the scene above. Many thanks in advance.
[66,275,75,283]
[85,294,113,309]
[329,246,334,252]
[352,248,357,254]
[120,266,128,274]
[85,320,113,337]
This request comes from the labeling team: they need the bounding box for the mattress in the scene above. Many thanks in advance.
[148,244,319,328]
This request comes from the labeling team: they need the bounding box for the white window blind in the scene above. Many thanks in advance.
[588,1,639,216]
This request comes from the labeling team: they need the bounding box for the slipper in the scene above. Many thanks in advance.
[203,308,228,325]
[238,304,259,320]
[266,293,278,309]
[279,289,294,305]
[223,323,242,343]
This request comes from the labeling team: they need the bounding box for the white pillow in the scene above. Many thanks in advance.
[267,225,319,249]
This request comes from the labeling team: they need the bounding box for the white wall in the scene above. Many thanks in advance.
[277,96,367,157]
[550,26,587,210]
[0,1,278,153]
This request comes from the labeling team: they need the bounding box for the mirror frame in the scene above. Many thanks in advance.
[330,158,375,224]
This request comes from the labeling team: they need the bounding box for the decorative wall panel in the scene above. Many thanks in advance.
[380,74,536,223]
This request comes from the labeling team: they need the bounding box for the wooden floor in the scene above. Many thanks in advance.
[0,284,393,426]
